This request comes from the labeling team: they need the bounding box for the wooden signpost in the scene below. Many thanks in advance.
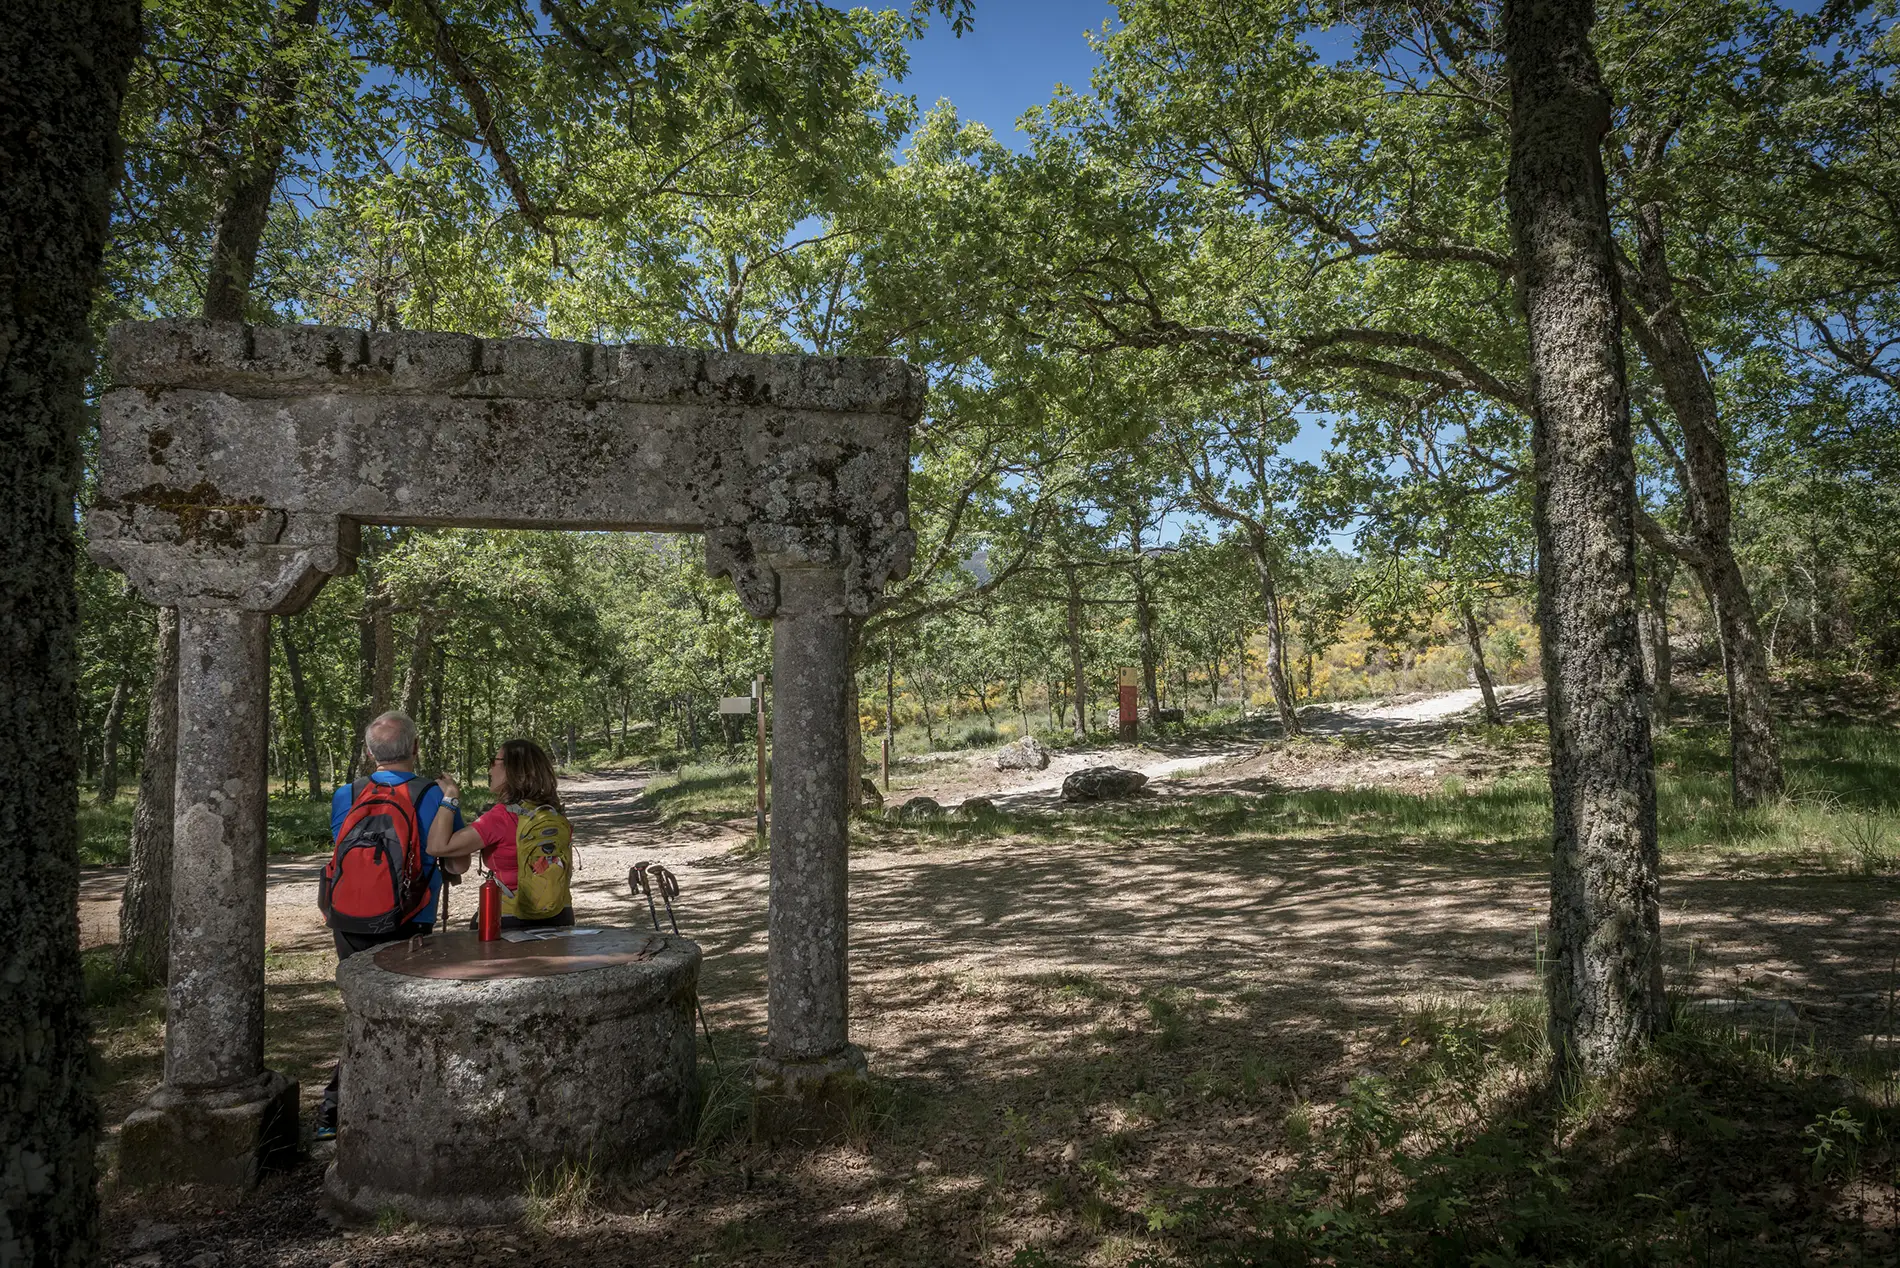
[1118,667,1139,742]
[717,682,769,842]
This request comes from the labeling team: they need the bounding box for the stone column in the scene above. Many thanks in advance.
[118,605,298,1186]
[752,565,867,1136]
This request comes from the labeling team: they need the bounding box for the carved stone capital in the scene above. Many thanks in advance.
[705,519,914,619]
[86,504,351,613]
[703,527,781,619]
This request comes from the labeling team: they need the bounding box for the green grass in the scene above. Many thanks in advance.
[1656,724,1900,872]
[1039,995,1900,1268]
[77,790,334,867]
[634,759,765,823]
[855,719,1900,878]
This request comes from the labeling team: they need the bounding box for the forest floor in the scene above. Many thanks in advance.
[87,676,1900,1267]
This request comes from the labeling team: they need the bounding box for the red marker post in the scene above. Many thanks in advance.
[1118,667,1139,742]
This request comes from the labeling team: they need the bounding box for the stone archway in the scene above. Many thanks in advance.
[88,318,919,1185]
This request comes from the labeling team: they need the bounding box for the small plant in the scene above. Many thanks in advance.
[1283,1099,1315,1148]
[521,1153,596,1231]
[694,1061,751,1150]
[1239,1051,1297,1098]
[1000,1104,1033,1156]
[1802,1106,1865,1181]
[1146,990,1188,1051]
[1846,816,1894,876]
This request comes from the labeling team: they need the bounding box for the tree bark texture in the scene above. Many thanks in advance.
[1504,0,1666,1073]
[1626,203,1781,804]
[1,0,139,1258]
[98,673,131,803]
[120,608,177,985]
[280,621,322,798]
[1461,604,1504,725]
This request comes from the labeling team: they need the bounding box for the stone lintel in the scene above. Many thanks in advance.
[109,318,924,413]
[92,319,918,616]
[117,1072,300,1189]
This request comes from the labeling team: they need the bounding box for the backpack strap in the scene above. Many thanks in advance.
[406,774,444,874]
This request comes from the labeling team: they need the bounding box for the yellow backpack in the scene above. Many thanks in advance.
[505,802,573,919]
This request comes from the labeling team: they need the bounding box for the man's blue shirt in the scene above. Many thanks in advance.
[329,771,464,927]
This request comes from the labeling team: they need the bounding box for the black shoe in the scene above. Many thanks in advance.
[314,1110,337,1142]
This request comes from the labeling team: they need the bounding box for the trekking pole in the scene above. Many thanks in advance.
[646,864,721,1071]
[629,862,661,931]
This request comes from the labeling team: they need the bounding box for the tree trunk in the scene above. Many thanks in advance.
[347,563,380,780]
[1243,531,1302,737]
[429,654,445,772]
[119,608,177,986]
[280,620,322,798]
[845,660,864,814]
[1638,547,1674,721]
[398,607,437,721]
[1236,633,1249,712]
[1064,566,1089,739]
[98,672,131,803]
[1461,603,1504,725]
[885,634,897,789]
[1626,201,1781,804]
[3,2,138,1254]
[1505,0,1666,1073]
[371,599,394,716]
[200,0,318,319]
[1133,564,1161,720]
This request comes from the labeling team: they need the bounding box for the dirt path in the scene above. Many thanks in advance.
[80,683,1888,1038]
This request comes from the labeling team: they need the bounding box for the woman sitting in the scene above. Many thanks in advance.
[433,738,575,929]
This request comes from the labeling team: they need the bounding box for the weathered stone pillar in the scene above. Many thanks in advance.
[166,607,271,1086]
[752,565,867,1134]
[118,605,299,1186]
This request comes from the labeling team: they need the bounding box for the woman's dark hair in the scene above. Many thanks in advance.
[494,738,561,809]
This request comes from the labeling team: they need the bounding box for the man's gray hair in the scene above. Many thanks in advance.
[365,711,418,763]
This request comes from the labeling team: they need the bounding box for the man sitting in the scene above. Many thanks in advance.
[314,711,464,1141]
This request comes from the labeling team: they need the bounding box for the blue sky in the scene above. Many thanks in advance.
[885,2,1118,149]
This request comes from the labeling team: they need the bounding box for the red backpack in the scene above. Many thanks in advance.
[319,776,438,935]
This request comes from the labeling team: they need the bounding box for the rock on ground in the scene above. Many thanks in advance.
[1062,767,1148,802]
[994,737,1052,771]
[890,796,944,822]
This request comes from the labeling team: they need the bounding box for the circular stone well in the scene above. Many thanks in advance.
[324,926,699,1224]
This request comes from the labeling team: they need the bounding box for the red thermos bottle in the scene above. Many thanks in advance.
[477,874,501,941]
